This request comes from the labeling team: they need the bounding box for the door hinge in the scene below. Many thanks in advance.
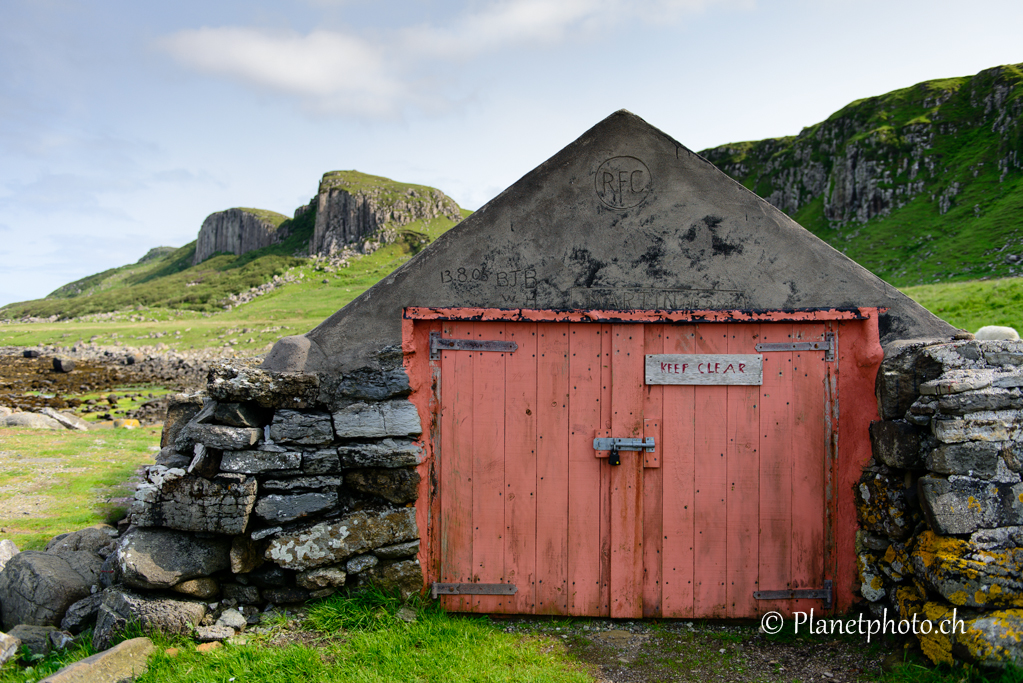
[754,579,832,609]
[430,332,518,360]
[755,332,835,361]
[431,583,518,598]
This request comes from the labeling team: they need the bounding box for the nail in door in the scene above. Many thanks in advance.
[433,319,831,618]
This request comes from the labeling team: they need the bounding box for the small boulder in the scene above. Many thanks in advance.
[194,625,234,642]
[8,624,55,657]
[52,358,76,373]
[0,539,19,573]
[115,528,230,590]
[43,636,154,682]
[92,589,206,651]
[60,593,104,634]
[38,408,89,431]
[22,349,41,358]
[171,578,220,600]
[0,412,63,430]
[0,551,93,629]
[0,631,19,665]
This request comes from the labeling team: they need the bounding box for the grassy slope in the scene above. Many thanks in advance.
[0,211,469,353]
[700,64,1023,288]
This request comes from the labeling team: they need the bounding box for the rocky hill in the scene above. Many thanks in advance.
[311,171,463,255]
[0,171,466,320]
[699,63,1023,286]
[193,208,289,265]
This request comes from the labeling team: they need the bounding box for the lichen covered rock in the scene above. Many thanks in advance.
[265,508,417,570]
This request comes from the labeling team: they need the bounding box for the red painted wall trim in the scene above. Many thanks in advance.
[404,306,871,324]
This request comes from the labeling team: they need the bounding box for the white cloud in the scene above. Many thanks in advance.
[159,27,412,117]
[158,0,748,117]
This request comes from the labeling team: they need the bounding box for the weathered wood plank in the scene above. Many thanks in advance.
[692,324,729,618]
[790,324,827,614]
[726,323,761,617]
[567,324,604,615]
[536,323,571,614]
[759,323,795,616]
[661,325,696,618]
[642,324,664,618]
[439,321,475,612]
[503,323,538,613]
[609,323,645,618]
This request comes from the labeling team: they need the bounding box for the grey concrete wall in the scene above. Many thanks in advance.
[263,110,957,374]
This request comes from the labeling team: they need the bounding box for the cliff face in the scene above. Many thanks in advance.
[699,63,1023,286]
[311,171,463,256]
[193,208,289,265]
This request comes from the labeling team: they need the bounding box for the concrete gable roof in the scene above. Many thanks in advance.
[264,110,958,374]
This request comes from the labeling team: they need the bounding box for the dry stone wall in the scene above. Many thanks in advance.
[0,347,426,651]
[859,339,1023,668]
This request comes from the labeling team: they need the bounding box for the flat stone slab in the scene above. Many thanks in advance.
[920,370,994,396]
[337,439,424,468]
[221,450,302,473]
[129,471,256,534]
[918,475,1023,535]
[266,508,418,570]
[333,401,421,439]
[268,410,333,445]
[39,636,154,683]
[254,492,338,524]
[261,475,342,491]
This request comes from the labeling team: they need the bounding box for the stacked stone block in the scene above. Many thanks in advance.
[859,339,1023,668]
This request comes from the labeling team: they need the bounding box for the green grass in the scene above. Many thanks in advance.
[902,277,1023,333]
[0,589,591,683]
[0,425,160,549]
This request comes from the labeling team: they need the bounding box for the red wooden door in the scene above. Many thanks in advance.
[432,319,832,618]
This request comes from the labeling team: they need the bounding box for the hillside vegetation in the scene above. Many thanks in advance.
[700,63,1023,287]
[3,64,1023,344]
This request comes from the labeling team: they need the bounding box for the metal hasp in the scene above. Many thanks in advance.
[754,580,833,609]
[755,332,835,361]
[430,331,518,360]
[592,437,656,452]
[594,437,655,467]
[431,583,518,598]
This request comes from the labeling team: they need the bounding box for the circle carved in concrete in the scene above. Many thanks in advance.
[595,156,651,209]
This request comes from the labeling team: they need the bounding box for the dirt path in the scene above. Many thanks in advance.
[498,617,906,682]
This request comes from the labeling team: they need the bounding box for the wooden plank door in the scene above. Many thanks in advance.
[433,319,831,619]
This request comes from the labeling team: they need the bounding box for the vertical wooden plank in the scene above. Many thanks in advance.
[660,324,696,618]
[439,321,475,612]
[609,323,645,618]
[692,324,729,617]
[471,321,507,613]
[597,324,613,615]
[504,323,538,613]
[536,323,571,614]
[759,323,794,616]
[789,323,827,613]
[567,323,604,615]
[642,324,664,618]
[726,323,761,618]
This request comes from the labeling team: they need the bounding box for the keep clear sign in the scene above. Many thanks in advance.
[645,354,763,386]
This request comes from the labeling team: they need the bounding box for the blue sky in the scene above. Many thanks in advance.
[2,0,1021,308]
